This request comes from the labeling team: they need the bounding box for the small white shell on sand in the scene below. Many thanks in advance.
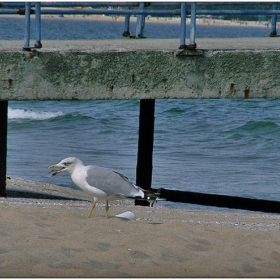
[115,211,136,221]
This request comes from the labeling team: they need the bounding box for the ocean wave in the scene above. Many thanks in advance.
[163,107,186,114]
[235,120,279,132]
[50,112,94,123]
[226,121,280,143]
[8,107,64,121]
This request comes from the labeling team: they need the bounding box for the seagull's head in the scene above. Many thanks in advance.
[49,157,83,176]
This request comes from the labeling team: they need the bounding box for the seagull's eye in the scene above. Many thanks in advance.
[64,162,72,166]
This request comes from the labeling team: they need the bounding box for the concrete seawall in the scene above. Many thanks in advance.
[1,37,280,100]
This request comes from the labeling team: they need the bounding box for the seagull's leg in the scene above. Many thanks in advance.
[87,201,97,218]
[105,201,109,218]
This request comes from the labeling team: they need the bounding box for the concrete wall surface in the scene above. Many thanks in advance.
[0,38,280,100]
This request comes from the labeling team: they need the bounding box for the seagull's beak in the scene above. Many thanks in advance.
[49,164,65,176]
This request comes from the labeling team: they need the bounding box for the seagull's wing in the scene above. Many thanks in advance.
[112,170,145,195]
[85,165,144,198]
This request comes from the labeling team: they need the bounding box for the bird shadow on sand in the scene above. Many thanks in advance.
[6,189,90,201]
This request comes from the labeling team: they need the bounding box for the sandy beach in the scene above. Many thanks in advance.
[1,11,274,29]
[1,4,279,277]
[43,14,274,29]
[0,176,279,277]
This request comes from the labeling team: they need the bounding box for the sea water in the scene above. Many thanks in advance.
[4,16,279,211]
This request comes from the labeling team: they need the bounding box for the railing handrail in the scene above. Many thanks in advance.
[1,2,181,8]
[0,2,277,50]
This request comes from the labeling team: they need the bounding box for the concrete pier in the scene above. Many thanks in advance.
[2,37,280,211]
[1,37,280,100]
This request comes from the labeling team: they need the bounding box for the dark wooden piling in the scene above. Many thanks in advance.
[135,99,155,207]
[0,100,8,197]
[157,188,280,214]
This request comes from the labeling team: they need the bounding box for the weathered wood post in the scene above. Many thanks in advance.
[136,99,155,191]
[0,100,8,197]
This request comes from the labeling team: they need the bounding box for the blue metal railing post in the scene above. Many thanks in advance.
[34,2,42,48]
[179,2,187,48]
[23,2,31,51]
[4,2,280,50]
[136,2,145,38]
[122,6,130,37]
[189,2,197,49]
[270,3,277,37]
[23,2,30,51]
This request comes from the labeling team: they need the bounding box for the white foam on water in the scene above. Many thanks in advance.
[8,107,64,120]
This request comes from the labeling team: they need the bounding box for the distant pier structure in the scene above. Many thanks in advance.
[1,2,280,213]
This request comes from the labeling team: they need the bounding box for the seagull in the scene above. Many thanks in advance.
[49,157,155,218]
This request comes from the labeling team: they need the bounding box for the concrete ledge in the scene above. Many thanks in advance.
[1,38,280,100]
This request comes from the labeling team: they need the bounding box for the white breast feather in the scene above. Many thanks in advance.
[71,165,107,197]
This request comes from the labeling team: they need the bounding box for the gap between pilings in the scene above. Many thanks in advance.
[134,99,280,214]
[2,98,280,214]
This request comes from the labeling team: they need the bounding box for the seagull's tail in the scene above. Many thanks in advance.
[135,189,165,207]
[142,189,165,207]
[132,184,165,207]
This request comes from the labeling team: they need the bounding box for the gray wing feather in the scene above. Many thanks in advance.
[85,165,144,198]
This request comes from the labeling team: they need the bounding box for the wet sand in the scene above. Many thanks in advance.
[0,176,279,277]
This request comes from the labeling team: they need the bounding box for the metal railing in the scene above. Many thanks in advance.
[0,2,279,50]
